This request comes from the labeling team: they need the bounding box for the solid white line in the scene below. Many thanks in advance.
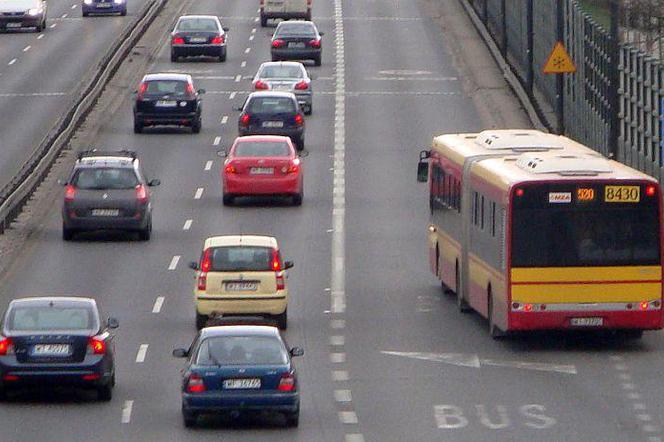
[194,188,204,199]
[213,136,221,145]
[221,116,228,124]
[23,46,31,52]
[135,344,148,363]
[244,47,251,54]
[229,91,237,100]
[204,160,213,171]
[152,296,165,313]
[121,400,134,423]
[234,74,242,82]
[168,255,181,270]
[241,61,247,68]
[8,59,16,65]
[37,34,44,39]
[183,219,192,230]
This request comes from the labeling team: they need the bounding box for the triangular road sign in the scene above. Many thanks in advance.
[543,41,577,74]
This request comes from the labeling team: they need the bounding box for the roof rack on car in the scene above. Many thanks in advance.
[76,149,137,161]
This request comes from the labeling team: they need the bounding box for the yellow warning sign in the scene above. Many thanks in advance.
[543,42,577,74]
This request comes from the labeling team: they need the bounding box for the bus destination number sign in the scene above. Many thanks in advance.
[604,185,640,203]
[576,188,595,202]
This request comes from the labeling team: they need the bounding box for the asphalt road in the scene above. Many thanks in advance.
[0,0,663,441]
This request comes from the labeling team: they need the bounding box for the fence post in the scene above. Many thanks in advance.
[527,0,534,92]
[556,0,565,134]
[501,0,507,55]
[608,0,620,160]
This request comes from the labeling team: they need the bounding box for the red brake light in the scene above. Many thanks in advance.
[185,83,196,98]
[240,114,251,127]
[276,274,285,290]
[254,80,269,90]
[277,372,296,391]
[294,114,304,126]
[87,337,106,355]
[646,185,657,197]
[308,39,321,48]
[200,248,211,273]
[136,184,148,204]
[64,184,77,202]
[137,82,148,100]
[224,163,237,174]
[0,337,14,356]
[272,39,285,48]
[523,303,533,312]
[172,35,185,45]
[271,249,281,271]
[515,188,524,197]
[211,35,224,44]
[294,81,309,90]
[640,301,649,311]
[186,374,206,393]
[287,158,300,174]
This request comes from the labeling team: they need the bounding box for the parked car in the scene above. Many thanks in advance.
[271,20,322,66]
[82,0,127,17]
[260,0,311,27]
[0,0,46,32]
[170,15,229,62]
[253,61,313,115]
[238,91,305,151]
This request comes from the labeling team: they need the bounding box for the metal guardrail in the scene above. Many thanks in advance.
[0,0,167,234]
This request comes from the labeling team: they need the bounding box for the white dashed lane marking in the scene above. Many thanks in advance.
[330,353,346,363]
[194,187,204,199]
[332,370,349,381]
[330,335,345,346]
[168,255,180,270]
[346,435,365,442]
[251,28,256,33]
[121,400,134,423]
[8,59,16,66]
[335,389,352,402]
[37,34,44,39]
[241,61,247,68]
[183,219,192,230]
[234,74,241,82]
[152,296,165,313]
[229,91,237,100]
[204,160,213,171]
[339,411,358,424]
[61,13,67,18]
[49,23,56,28]
[249,35,254,41]
[213,136,221,146]
[221,116,228,124]
[135,344,148,363]
[244,47,251,54]
[23,46,31,52]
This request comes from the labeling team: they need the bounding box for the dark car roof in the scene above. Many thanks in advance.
[142,73,191,82]
[3,297,101,335]
[247,91,297,100]
[200,325,281,339]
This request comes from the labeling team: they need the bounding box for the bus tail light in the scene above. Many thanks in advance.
[646,185,657,197]
[515,188,524,197]
[523,303,533,312]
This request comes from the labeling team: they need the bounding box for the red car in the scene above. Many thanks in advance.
[222,135,303,206]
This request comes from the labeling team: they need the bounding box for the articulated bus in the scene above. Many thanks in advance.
[416,129,663,338]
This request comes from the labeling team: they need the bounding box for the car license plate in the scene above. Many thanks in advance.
[189,37,207,43]
[250,167,274,175]
[274,85,291,91]
[570,317,604,327]
[91,209,119,217]
[32,344,70,356]
[225,281,258,291]
[6,23,21,28]
[156,100,177,107]
[97,3,112,7]
[288,42,305,49]
[223,378,261,389]
[262,121,284,128]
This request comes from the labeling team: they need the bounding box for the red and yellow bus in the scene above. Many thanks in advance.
[417,129,663,338]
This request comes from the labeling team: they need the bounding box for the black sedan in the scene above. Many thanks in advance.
[238,91,305,151]
[170,15,229,62]
[61,150,160,241]
[133,73,205,133]
[173,324,304,427]
[0,297,119,401]
[271,20,323,66]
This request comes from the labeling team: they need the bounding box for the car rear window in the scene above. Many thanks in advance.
[247,97,296,114]
[72,168,139,190]
[276,22,316,37]
[196,336,287,365]
[177,18,218,32]
[7,306,93,331]
[209,246,275,271]
[234,141,291,157]
[144,80,188,96]
[260,65,304,79]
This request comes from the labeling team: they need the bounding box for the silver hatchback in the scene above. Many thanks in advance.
[252,61,313,115]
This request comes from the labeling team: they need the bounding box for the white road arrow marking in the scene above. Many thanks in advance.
[381,351,577,375]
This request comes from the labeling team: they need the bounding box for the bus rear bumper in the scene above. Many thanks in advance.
[509,310,663,331]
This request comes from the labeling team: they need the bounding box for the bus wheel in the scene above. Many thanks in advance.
[455,264,471,313]
[488,293,507,339]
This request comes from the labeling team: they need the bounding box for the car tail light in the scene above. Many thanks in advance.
[211,34,225,44]
[309,39,321,48]
[271,249,281,271]
[172,35,185,45]
[87,336,106,355]
[294,81,309,90]
[197,273,207,291]
[224,162,237,174]
[272,39,285,48]
[137,82,148,100]
[64,184,77,202]
[277,372,296,391]
[294,114,304,126]
[135,184,148,204]
[186,374,206,393]
[240,114,251,127]
[83,374,101,381]
[3,375,19,381]
[0,337,14,356]
[198,248,211,291]
[185,83,196,98]
[287,158,300,174]
[254,80,269,90]
[276,274,285,290]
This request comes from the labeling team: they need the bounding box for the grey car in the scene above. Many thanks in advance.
[252,61,313,115]
[271,21,322,66]
[0,0,47,32]
[61,150,160,241]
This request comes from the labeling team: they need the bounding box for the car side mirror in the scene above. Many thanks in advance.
[189,261,199,270]
[319,32,324,36]
[235,105,244,112]
[107,317,119,329]
[172,348,188,358]
[132,90,137,94]
[148,179,161,187]
[417,150,430,183]
[223,27,229,32]
[217,149,227,157]
[197,89,206,95]
[284,260,294,269]
[289,347,304,357]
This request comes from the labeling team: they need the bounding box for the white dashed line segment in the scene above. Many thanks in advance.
[335,389,352,402]
[213,136,221,146]
[332,370,349,381]
[37,34,44,39]
[249,35,254,41]
[204,160,213,171]
[339,411,358,424]
[23,46,31,52]
[221,116,228,124]
[8,59,16,65]
[49,23,56,28]
[229,91,237,100]
[135,344,148,363]
[241,61,247,68]
[244,47,251,54]
[61,13,67,18]
[71,4,77,9]
[152,296,165,313]
[183,219,192,230]
[234,74,242,82]
[168,255,180,270]
[194,188,204,199]
[121,400,134,423]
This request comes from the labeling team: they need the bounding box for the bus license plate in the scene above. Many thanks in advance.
[604,185,640,203]
[570,317,603,327]
[223,378,261,389]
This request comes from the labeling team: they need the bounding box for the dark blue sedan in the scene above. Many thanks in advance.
[173,324,304,427]
[0,297,118,401]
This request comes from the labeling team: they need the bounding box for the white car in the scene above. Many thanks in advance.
[260,0,311,27]
[0,0,47,32]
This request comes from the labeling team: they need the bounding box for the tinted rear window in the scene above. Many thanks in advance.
[247,97,296,113]
[7,306,94,331]
[144,80,188,96]
[177,18,218,31]
[260,65,304,79]
[72,168,139,190]
[208,246,275,271]
[196,336,287,365]
[234,141,291,157]
[276,22,316,37]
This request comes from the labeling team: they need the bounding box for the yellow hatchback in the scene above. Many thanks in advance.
[189,235,293,330]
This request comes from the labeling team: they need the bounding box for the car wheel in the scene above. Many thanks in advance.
[314,55,321,66]
[62,226,75,241]
[191,116,201,134]
[0,387,7,402]
[138,221,151,241]
[82,11,89,17]
[97,382,113,401]
[304,104,312,115]
[296,136,304,152]
[120,8,126,16]
[183,410,198,428]
[275,309,287,330]
[170,51,178,62]
[260,13,267,27]
[222,194,234,206]
[133,119,143,134]
[36,20,44,31]
[195,312,208,330]
[285,409,299,427]
[219,49,226,62]
[292,192,303,206]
